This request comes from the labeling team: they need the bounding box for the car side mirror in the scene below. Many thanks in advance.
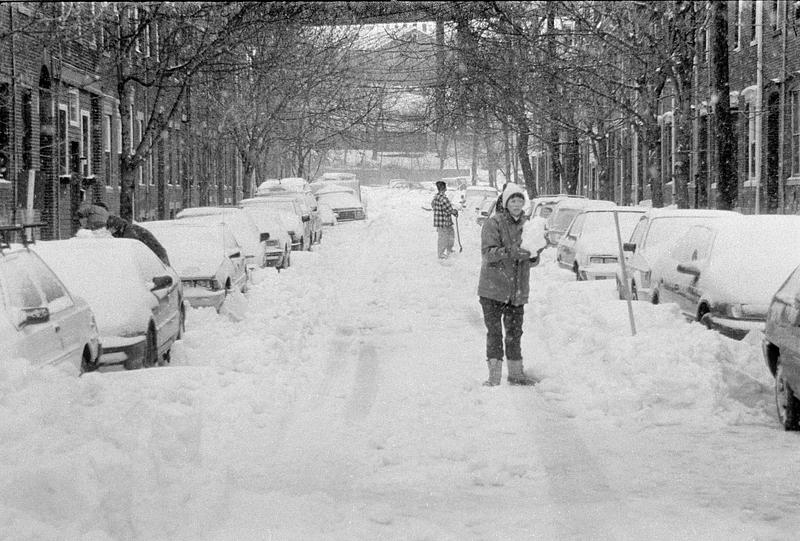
[302,215,310,222]
[151,275,173,290]
[260,232,270,242]
[19,306,50,326]
[623,242,636,253]
[676,263,701,277]
[229,252,241,259]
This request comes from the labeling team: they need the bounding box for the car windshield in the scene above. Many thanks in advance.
[646,217,715,251]
[582,211,643,239]
[551,208,582,231]
[244,200,296,215]
[318,193,358,208]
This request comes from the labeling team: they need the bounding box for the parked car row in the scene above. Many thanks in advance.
[2,176,364,374]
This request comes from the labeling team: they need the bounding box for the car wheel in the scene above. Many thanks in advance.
[81,346,99,373]
[130,325,158,370]
[177,304,186,340]
[776,362,800,431]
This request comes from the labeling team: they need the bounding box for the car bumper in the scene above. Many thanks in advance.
[99,335,146,367]
[580,263,618,280]
[183,287,226,311]
[333,208,365,221]
[263,250,284,266]
[705,315,765,340]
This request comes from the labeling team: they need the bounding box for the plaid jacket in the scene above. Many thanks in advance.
[431,193,456,227]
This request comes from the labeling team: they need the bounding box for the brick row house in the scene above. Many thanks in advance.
[0,3,242,239]
[527,1,800,213]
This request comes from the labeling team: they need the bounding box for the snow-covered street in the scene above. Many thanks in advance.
[2,187,800,540]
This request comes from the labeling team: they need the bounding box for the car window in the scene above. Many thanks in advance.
[223,227,241,255]
[775,266,800,303]
[27,252,74,312]
[629,217,648,246]
[646,217,709,252]
[552,208,581,231]
[569,214,586,237]
[134,244,167,280]
[670,226,712,262]
[3,253,45,309]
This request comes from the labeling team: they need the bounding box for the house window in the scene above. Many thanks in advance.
[58,104,69,175]
[137,113,144,185]
[750,0,758,44]
[792,90,800,176]
[103,114,111,153]
[795,0,800,19]
[103,114,112,186]
[0,84,8,179]
[143,24,150,57]
[128,101,134,154]
[745,103,757,180]
[735,0,742,48]
[115,114,122,155]
[68,89,79,126]
[80,110,91,176]
[771,0,780,30]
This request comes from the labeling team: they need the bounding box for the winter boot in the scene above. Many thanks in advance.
[483,358,503,387]
[507,359,537,386]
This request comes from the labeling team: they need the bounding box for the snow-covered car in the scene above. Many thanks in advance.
[32,237,182,370]
[176,207,268,270]
[616,208,739,301]
[762,263,800,430]
[651,215,800,340]
[388,179,426,190]
[0,227,101,372]
[256,189,323,245]
[239,206,293,269]
[141,221,248,311]
[240,197,311,251]
[476,196,497,226]
[316,188,366,222]
[546,198,616,246]
[464,186,499,212]
[556,207,646,280]
[529,194,586,220]
[317,202,338,226]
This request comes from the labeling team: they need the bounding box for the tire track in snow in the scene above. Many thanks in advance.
[467,310,643,539]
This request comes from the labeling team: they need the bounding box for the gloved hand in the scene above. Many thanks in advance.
[516,248,532,261]
[508,247,531,261]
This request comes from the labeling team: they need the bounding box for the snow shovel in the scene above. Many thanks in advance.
[454,215,463,252]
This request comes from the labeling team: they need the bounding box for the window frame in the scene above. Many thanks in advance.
[80,110,91,177]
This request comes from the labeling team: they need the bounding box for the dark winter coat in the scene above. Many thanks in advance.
[109,217,171,266]
[477,210,531,305]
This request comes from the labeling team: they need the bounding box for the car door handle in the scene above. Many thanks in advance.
[54,324,61,332]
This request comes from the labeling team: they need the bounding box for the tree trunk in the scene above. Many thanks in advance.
[673,85,692,209]
[563,131,579,195]
[119,158,136,221]
[484,133,497,187]
[644,121,663,207]
[711,0,737,209]
[471,128,479,185]
[515,116,536,198]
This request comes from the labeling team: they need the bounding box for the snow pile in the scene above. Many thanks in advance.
[0,185,781,540]
[520,216,548,254]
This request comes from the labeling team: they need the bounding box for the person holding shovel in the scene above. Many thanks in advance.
[431,180,459,259]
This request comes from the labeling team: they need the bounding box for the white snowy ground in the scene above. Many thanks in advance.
[2,187,800,540]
